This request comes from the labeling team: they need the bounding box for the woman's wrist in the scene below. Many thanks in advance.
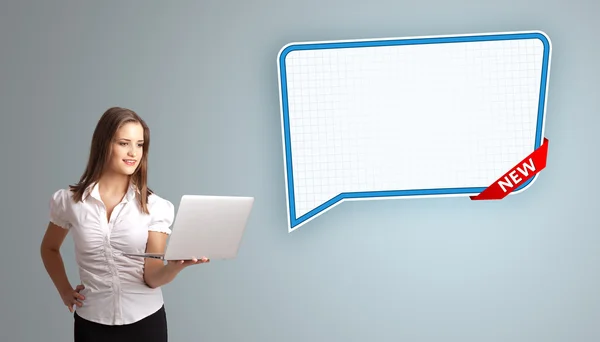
[145,259,208,288]
[164,261,185,275]
[58,284,73,296]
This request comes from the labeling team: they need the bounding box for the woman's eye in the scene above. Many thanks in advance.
[137,144,143,147]
[119,142,128,146]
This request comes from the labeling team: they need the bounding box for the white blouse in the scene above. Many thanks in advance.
[48,182,174,325]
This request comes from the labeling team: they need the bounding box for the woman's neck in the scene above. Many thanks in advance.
[97,172,131,196]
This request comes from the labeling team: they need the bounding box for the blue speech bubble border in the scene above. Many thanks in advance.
[277,31,552,230]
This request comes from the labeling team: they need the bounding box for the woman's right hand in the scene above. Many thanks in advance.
[61,284,85,312]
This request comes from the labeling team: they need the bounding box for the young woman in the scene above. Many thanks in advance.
[40,107,208,342]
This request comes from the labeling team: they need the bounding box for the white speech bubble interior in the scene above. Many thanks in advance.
[277,31,552,231]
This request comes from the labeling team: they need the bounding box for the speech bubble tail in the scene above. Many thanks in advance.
[287,195,346,232]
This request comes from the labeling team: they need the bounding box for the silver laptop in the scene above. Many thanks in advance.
[123,195,254,261]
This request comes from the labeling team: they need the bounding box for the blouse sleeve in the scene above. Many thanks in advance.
[49,189,72,230]
[148,196,175,235]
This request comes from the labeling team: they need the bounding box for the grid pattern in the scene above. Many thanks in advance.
[283,38,545,218]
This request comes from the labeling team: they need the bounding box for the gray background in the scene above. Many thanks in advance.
[1,0,599,341]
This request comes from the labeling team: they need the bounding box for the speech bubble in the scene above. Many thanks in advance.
[276,30,552,232]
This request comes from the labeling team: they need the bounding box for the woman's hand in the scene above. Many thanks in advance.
[166,257,210,272]
[60,284,85,313]
[143,232,211,288]
[144,257,210,289]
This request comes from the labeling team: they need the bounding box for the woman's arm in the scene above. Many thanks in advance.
[143,232,209,289]
[40,222,85,312]
[41,222,86,314]
[40,222,74,295]
[143,232,180,288]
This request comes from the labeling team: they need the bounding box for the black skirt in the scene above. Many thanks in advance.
[74,305,168,342]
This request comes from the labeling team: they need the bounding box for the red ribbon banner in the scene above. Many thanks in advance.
[470,138,549,200]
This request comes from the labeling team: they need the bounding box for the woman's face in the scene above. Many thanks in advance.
[107,121,144,176]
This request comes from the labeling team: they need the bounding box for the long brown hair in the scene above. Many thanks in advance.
[70,107,153,214]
